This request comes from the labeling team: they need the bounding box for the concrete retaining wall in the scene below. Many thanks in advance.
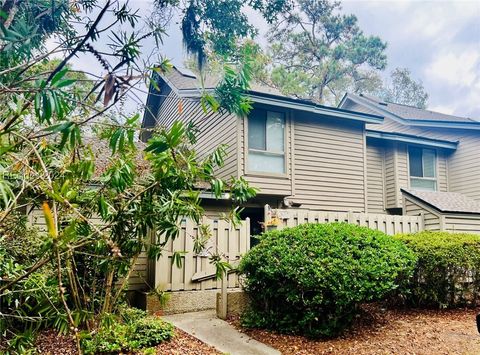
[216,289,250,319]
[141,290,218,315]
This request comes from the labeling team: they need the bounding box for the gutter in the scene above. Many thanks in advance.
[366,130,458,150]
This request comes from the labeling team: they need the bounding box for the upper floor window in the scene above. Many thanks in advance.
[248,109,285,174]
[408,146,437,191]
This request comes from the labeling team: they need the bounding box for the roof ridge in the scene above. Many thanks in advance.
[386,100,475,121]
[354,92,478,124]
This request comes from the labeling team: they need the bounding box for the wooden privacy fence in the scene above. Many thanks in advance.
[149,217,250,292]
[265,205,424,235]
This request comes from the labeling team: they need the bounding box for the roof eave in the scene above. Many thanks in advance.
[247,93,383,123]
[401,189,480,215]
[344,93,480,129]
[407,120,480,130]
[175,88,384,124]
[366,130,458,150]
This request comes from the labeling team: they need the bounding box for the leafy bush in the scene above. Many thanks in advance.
[394,231,480,308]
[81,309,174,353]
[0,213,64,353]
[239,223,416,337]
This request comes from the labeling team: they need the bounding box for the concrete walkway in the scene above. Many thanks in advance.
[163,310,281,355]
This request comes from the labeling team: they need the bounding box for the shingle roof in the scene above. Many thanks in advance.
[358,94,477,123]
[402,189,480,214]
[163,67,287,97]
[82,137,150,180]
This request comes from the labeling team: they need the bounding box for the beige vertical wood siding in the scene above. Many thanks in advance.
[290,113,366,211]
[155,89,238,180]
[445,215,480,234]
[438,151,449,192]
[384,143,396,209]
[444,133,480,200]
[366,141,386,213]
[396,143,409,205]
[403,197,440,231]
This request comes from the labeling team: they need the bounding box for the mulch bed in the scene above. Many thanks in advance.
[153,328,220,355]
[229,304,480,355]
[35,329,78,354]
[34,327,219,355]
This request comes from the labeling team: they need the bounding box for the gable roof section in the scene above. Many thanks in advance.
[341,93,480,130]
[155,67,384,124]
[402,189,480,214]
[84,137,149,180]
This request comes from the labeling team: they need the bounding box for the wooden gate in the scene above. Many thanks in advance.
[149,217,250,292]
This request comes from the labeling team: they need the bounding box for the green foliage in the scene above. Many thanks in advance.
[377,67,429,108]
[0,211,43,263]
[172,0,290,68]
[394,231,480,308]
[0,214,63,352]
[239,223,416,337]
[81,310,174,354]
[1,328,36,355]
[0,0,74,79]
[213,42,255,116]
[265,0,387,105]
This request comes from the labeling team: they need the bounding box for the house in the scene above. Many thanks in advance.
[142,67,480,234]
[339,93,480,233]
[143,68,384,232]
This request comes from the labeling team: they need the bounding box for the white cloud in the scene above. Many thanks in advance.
[343,0,480,117]
[425,51,480,87]
[401,1,479,42]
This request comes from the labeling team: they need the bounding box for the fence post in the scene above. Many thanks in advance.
[218,272,228,320]
[245,217,251,251]
[264,204,272,230]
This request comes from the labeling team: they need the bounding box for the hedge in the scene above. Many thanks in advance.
[239,223,416,337]
[394,231,480,308]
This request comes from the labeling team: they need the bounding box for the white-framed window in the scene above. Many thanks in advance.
[247,109,286,174]
[408,146,437,191]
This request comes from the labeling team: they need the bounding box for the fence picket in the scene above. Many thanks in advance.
[184,218,195,290]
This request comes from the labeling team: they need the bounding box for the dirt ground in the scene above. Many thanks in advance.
[231,305,480,355]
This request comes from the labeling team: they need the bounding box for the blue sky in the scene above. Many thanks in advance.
[60,0,480,118]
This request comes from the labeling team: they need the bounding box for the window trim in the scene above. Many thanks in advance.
[245,108,288,177]
[408,146,438,191]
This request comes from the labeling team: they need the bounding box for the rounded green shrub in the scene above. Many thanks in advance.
[239,223,416,338]
[394,231,480,308]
